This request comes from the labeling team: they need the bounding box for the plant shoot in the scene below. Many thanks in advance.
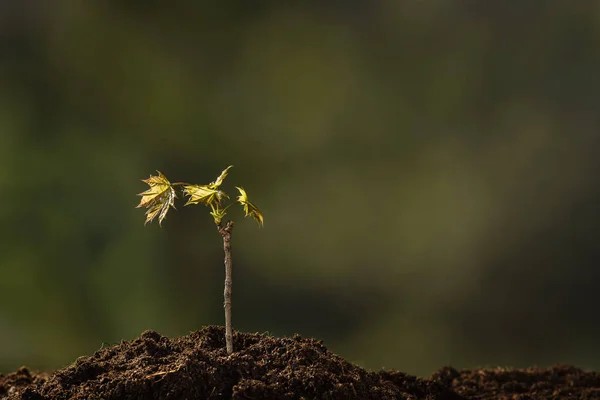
[136,165,263,354]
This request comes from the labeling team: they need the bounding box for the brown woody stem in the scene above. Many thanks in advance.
[217,220,235,354]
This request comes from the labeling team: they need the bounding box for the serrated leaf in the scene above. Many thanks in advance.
[236,186,264,227]
[209,165,233,189]
[183,184,228,207]
[136,171,176,226]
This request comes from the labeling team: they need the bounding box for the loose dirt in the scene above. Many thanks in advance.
[1,326,598,399]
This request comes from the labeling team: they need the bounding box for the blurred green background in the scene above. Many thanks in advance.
[1,1,600,378]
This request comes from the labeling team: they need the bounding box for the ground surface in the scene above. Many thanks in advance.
[1,326,599,399]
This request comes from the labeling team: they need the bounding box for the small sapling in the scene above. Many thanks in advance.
[136,165,263,354]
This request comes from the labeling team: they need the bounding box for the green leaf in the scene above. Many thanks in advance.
[236,186,264,227]
[136,171,176,226]
[209,165,233,189]
[183,166,232,207]
[183,184,228,207]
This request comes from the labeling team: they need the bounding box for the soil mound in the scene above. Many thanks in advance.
[1,326,599,399]
[432,364,600,400]
[2,326,459,399]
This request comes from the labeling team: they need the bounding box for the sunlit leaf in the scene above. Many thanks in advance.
[136,171,176,226]
[137,166,264,229]
[209,165,233,189]
[183,184,228,207]
[236,186,264,227]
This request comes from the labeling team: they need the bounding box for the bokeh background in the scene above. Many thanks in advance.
[1,1,600,378]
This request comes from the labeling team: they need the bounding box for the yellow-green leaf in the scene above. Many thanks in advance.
[183,184,228,207]
[209,165,233,189]
[236,186,264,227]
[136,171,176,226]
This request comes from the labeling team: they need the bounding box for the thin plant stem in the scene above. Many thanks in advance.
[218,220,235,354]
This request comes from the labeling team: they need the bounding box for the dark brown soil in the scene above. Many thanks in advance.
[0,326,598,399]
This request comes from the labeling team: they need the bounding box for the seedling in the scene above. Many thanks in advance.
[136,165,263,354]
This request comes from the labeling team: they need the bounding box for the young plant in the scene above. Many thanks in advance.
[136,165,263,354]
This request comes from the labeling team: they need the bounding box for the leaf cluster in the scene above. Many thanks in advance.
[136,166,263,227]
